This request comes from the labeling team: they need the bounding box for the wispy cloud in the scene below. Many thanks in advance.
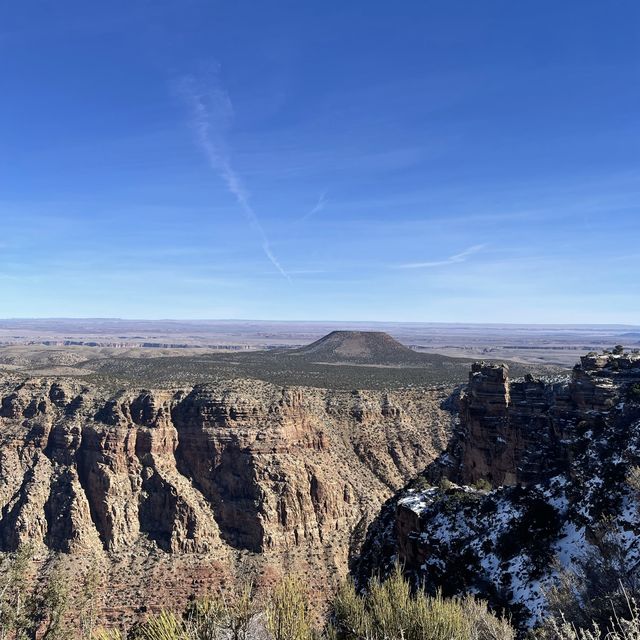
[299,190,328,222]
[284,268,327,275]
[176,67,289,280]
[396,244,487,269]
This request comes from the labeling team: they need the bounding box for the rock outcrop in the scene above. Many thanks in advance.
[0,374,452,626]
[355,350,640,628]
[428,351,639,486]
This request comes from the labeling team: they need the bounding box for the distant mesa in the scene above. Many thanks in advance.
[288,330,423,365]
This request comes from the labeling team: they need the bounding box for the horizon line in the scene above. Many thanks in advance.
[0,317,638,329]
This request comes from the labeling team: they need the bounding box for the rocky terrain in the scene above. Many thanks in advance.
[0,349,453,626]
[355,349,640,628]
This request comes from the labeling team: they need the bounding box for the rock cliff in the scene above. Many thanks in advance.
[355,350,640,628]
[0,373,452,625]
[428,351,634,486]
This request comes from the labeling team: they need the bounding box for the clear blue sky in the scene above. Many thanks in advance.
[1,1,639,323]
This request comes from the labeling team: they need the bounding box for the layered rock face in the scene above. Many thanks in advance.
[355,350,640,627]
[0,374,452,624]
[431,352,635,486]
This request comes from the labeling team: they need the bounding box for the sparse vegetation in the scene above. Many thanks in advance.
[265,576,313,640]
[0,333,554,392]
[473,478,493,492]
[129,612,187,640]
[537,594,640,640]
[626,466,640,496]
[7,544,640,640]
[0,545,32,640]
[184,580,257,640]
[410,475,433,492]
[0,553,518,640]
[0,552,71,640]
[537,523,640,638]
[82,349,478,391]
[330,566,514,640]
[0,550,113,640]
[628,383,640,402]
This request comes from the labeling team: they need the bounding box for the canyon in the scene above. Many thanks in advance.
[5,328,627,632]
[0,363,452,626]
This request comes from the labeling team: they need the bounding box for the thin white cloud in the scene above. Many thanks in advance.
[284,269,327,275]
[396,244,487,269]
[299,190,328,222]
[177,69,289,280]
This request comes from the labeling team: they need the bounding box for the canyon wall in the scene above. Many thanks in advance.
[0,374,452,625]
[356,350,640,627]
[431,352,634,486]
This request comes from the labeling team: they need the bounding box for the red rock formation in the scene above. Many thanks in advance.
[0,375,452,627]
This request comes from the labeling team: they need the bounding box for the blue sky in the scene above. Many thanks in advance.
[1,1,639,322]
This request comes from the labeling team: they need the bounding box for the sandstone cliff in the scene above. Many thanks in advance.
[0,374,452,626]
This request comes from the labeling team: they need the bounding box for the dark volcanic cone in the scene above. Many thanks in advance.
[289,331,424,365]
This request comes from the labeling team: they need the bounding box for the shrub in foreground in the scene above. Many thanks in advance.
[329,566,515,640]
[265,575,313,640]
[2,548,516,640]
[536,595,640,640]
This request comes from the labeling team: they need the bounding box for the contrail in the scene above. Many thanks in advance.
[177,71,289,279]
[299,190,328,222]
[397,244,486,269]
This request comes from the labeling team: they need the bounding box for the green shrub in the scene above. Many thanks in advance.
[0,545,33,640]
[411,475,433,492]
[92,630,123,640]
[182,598,224,640]
[24,564,70,640]
[628,383,640,402]
[128,611,187,640]
[330,565,514,640]
[266,575,313,640]
[473,478,493,492]
[184,580,257,640]
[626,466,640,496]
[79,565,101,640]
